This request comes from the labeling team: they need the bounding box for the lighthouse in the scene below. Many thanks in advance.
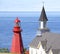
[11,17,24,54]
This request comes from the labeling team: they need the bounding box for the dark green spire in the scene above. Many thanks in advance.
[39,6,48,21]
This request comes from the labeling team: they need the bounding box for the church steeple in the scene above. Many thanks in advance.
[39,6,48,21]
[11,17,24,54]
[37,6,49,36]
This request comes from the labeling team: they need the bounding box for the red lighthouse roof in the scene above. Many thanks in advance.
[15,17,20,23]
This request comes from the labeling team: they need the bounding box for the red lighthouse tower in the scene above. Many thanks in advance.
[11,17,24,54]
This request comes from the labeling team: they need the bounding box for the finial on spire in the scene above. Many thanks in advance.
[42,1,44,6]
[42,0,45,7]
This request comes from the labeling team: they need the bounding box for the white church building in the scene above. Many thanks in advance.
[29,6,60,54]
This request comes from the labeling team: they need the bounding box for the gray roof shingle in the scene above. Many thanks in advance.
[29,32,60,50]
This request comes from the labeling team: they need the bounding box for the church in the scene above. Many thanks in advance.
[29,6,60,54]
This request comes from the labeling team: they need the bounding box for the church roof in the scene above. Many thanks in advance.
[52,49,60,54]
[46,49,60,54]
[39,6,48,21]
[29,36,45,48]
[29,32,60,50]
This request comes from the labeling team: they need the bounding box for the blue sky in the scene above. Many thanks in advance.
[0,0,60,11]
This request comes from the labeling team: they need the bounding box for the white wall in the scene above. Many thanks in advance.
[29,47,38,54]
[48,49,53,54]
[40,21,46,29]
[40,21,44,29]
[39,44,46,54]
[29,44,46,54]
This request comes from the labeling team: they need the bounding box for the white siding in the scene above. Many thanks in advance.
[49,49,53,54]
[29,47,38,54]
[29,44,46,54]
[40,21,46,29]
[40,21,44,29]
[39,44,46,54]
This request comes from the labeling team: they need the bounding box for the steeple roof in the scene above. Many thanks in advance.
[39,6,48,21]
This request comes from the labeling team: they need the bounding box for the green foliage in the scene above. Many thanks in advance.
[0,48,9,53]
[23,48,27,54]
